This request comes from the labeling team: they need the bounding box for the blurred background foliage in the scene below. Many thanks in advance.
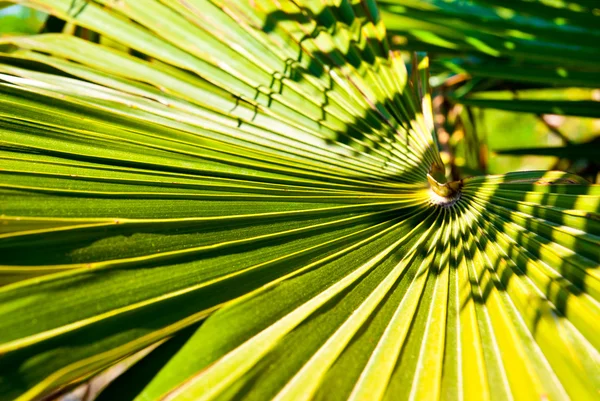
[1,0,598,183]
[380,0,600,183]
[0,2,47,35]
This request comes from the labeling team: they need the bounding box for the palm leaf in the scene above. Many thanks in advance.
[0,1,598,401]
[449,97,600,118]
[379,0,600,185]
[495,138,600,160]
[379,0,600,78]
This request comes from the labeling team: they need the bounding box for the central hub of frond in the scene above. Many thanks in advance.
[427,174,462,207]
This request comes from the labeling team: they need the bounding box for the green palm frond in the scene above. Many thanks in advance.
[0,1,598,401]
[379,0,600,120]
[379,0,600,81]
[495,137,600,160]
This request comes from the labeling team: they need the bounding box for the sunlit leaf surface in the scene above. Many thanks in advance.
[0,1,598,400]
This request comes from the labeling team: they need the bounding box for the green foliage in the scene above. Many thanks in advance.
[0,4,47,36]
[495,137,600,160]
[0,1,598,401]
[380,0,600,85]
[380,0,600,181]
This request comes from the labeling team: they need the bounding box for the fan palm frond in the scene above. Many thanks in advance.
[0,1,598,400]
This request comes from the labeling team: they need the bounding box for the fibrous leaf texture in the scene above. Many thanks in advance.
[0,1,598,401]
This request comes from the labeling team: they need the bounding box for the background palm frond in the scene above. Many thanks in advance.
[380,0,600,182]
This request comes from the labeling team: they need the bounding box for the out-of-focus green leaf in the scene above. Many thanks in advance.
[0,5,47,36]
[0,1,598,401]
[495,138,600,160]
[453,98,600,118]
[434,58,600,89]
[380,0,600,68]
[379,0,600,181]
